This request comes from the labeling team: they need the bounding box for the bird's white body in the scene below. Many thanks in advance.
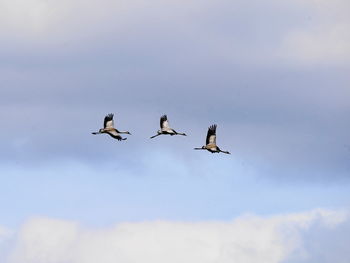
[150,115,186,139]
[92,113,131,141]
[194,124,230,154]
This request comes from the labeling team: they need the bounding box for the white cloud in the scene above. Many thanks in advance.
[1,209,349,263]
[0,226,12,249]
[0,226,11,240]
[0,226,13,262]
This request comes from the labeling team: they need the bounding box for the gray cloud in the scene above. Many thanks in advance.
[0,0,349,181]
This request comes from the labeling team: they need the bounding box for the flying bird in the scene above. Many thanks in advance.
[150,115,187,139]
[194,124,230,154]
[92,113,131,141]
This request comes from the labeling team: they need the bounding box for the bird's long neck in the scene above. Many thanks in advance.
[194,147,205,150]
[118,130,129,134]
[92,129,105,134]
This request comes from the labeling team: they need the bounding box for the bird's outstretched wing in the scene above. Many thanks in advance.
[206,124,217,145]
[104,113,114,128]
[160,115,170,129]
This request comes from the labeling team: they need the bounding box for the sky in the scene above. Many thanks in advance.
[0,0,350,262]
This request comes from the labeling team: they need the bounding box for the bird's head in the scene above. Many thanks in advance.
[126,131,132,135]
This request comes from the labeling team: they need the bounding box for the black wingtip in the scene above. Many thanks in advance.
[106,113,114,118]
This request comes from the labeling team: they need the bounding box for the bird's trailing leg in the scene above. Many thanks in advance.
[150,133,161,139]
[171,129,187,136]
[219,150,231,154]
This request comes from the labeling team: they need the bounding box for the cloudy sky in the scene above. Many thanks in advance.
[0,0,350,262]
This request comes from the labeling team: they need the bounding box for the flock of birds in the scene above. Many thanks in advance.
[92,113,231,154]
